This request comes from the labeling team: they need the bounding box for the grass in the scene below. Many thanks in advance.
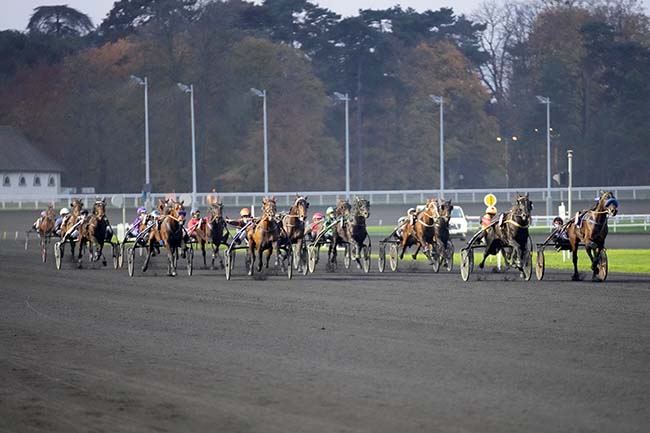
[373,248,650,274]
[367,225,649,237]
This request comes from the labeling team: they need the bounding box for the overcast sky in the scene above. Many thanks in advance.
[0,0,493,31]
[1,0,648,31]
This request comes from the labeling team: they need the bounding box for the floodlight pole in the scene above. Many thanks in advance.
[430,95,444,198]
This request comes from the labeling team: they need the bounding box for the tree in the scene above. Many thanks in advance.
[27,5,94,36]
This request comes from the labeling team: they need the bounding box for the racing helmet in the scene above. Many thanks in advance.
[137,206,147,214]
[326,206,335,215]
[240,207,251,217]
[313,212,324,221]
[191,208,200,216]
[407,207,416,214]
[553,216,564,225]
[486,205,497,215]
[151,210,160,216]
[60,207,70,216]
[398,216,407,225]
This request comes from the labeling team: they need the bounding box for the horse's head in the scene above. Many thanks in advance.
[336,199,351,217]
[46,205,55,219]
[71,199,83,215]
[353,196,370,218]
[597,190,618,217]
[93,199,106,218]
[262,196,277,220]
[293,195,310,220]
[511,192,533,224]
[424,198,440,217]
[211,202,224,219]
[174,200,186,221]
[437,199,453,221]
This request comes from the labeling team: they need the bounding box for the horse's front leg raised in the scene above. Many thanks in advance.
[585,246,599,280]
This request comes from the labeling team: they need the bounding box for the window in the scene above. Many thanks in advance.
[2,176,9,187]
[19,176,26,186]
[34,176,41,186]
[48,176,56,187]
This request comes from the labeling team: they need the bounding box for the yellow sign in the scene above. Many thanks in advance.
[483,193,497,207]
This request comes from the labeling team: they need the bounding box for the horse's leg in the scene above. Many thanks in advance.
[201,240,207,268]
[167,244,176,277]
[142,243,153,272]
[274,240,281,268]
[248,243,255,276]
[210,243,217,270]
[571,243,581,281]
[76,237,83,268]
[585,246,598,280]
[257,244,264,273]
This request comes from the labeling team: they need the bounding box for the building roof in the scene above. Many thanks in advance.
[0,126,64,173]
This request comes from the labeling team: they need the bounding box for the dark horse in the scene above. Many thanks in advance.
[144,199,185,276]
[329,197,370,268]
[433,199,454,264]
[60,198,84,260]
[565,190,618,281]
[76,198,109,268]
[247,196,281,275]
[281,195,309,270]
[478,192,533,273]
[208,201,229,270]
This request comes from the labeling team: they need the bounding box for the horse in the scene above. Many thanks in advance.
[36,206,55,237]
[76,198,109,268]
[478,192,533,272]
[187,211,211,268]
[399,198,439,261]
[143,199,185,276]
[208,201,229,270]
[432,198,454,265]
[281,195,309,270]
[60,198,84,260]
[247,196,281,275]
[329,197,370,269]
[565,190,618,281]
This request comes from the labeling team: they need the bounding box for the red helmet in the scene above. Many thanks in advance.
[313,212,324,221]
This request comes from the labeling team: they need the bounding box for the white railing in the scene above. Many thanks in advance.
[2,185,650,210]
[466,214,650,232]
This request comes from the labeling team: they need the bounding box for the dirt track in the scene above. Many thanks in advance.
[1,239,650,433]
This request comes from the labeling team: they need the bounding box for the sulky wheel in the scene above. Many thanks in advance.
[343,244,352,269]
[286,247,293,280]
[536,248,545,281]
[118,244,125,268]
[377,245,386,273]
[460,248,473,282]
[224,250,234,280]
[54,241,62,270]
[361,245,371,273]
[300,245,309,276]
[187,246,194,276]
[127,246,136,277]
[597,249,608,281]
[307,245,317,274]
[112,243,119,269]
[431,242,441,273]
[389,243,399,272]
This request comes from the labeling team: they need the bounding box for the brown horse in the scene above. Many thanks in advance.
[76,198,109,268]
[187,212,211,268]
[478,192,533,272]
[281,195,309,270]
[433,199,454,264]
[399,198,439,261]
[565,190,618,281]
[36,206,55,237]
[208,201,229,269]
[60,198,84,260]
[143,199,185,276]
[247,196,281,275]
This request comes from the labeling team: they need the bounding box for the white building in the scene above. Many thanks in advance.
[0,126,63,199]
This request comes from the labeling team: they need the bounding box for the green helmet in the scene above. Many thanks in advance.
[326,206,335,214]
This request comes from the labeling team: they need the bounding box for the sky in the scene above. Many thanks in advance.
[2,0,648,31]
[0,0,484,31]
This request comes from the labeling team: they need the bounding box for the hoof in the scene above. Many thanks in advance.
[102,260,107,266]
[572,274,581,281]
[411,254,417,260]
[170,271,177,277]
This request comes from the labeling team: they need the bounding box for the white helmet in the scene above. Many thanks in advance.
[60,207,70,216]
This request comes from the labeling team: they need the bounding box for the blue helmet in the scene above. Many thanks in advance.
[137,206,147,214]
[326,206,335,214]
[151,210,160,216]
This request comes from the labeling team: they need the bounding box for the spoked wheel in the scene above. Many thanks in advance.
[118,244,125,268]
[112,243,119,269]
[361,245,370,273]
[343,244,351,269]
[377,245,386,273]
[187,246,194,276]
[300,245,309,276]
[54,241,62,270]
[41,239,47,263]
[536,248,545,281]
[225,249,234,280]
[431,243,441,273]
[389,243,399,272]
[460,248,473,282]
[307,245,317,274]
[127,246,136,277]
[597,249,608,281]
[443,241,454,272]
[286,247,293,280]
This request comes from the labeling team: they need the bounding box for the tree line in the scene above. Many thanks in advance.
[0,0,648,193]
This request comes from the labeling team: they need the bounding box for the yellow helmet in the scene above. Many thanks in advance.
[240,207,251,217]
